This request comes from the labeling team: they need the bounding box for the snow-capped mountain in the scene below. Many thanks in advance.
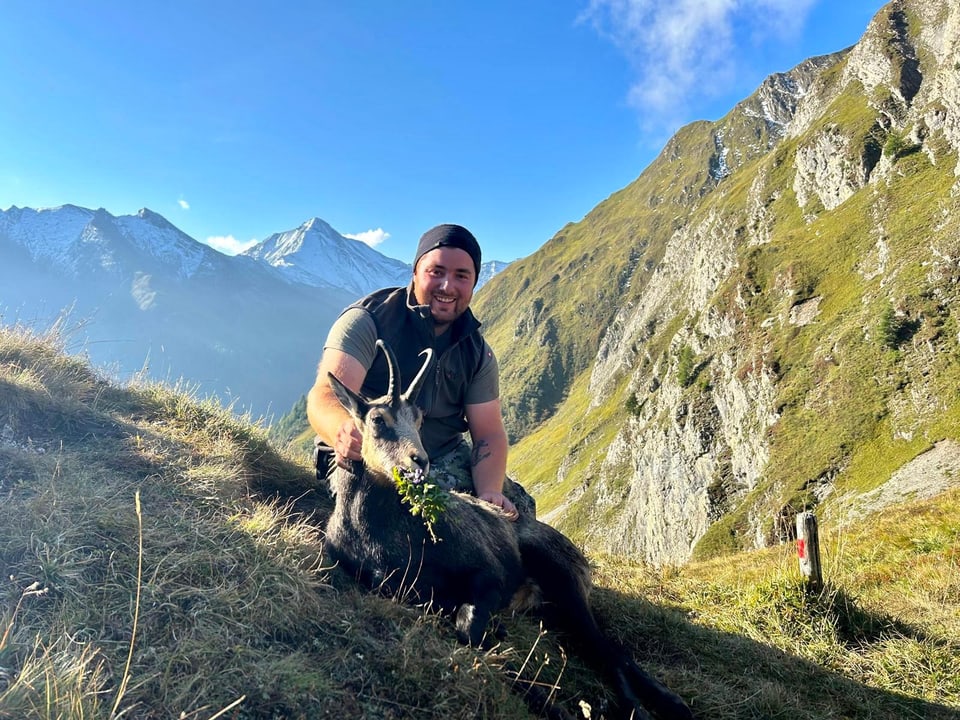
[0,205,355,418]
[1,205,222,280]
[476,260,509,288]
[0,204,93,267]
[243,216,510,294]
[242,217,412,297]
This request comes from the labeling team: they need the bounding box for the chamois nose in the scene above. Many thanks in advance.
[411,453,429,473]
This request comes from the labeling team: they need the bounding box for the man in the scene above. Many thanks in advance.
[306,223,533,520]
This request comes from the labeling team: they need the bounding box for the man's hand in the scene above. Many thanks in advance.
[334,419,363,467]
[307,349,368,469]
[478,491,519,521]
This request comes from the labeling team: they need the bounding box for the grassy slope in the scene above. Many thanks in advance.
[474,120,721,442]
[0,326,957,719]
[476,51,960,560]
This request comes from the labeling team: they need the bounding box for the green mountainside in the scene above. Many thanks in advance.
[473,0,960,564]
[1,325,957,718]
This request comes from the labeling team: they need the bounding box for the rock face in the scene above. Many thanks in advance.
[478,0,960,566]
[793,128,874,211]
[580,205,782,564]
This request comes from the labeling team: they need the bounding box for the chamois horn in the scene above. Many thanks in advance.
[403,348,434,404]
[375,340,433,405]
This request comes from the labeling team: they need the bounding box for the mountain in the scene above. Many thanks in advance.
[476,259,510,288]
[0,205,510,423]
[473,0,960,565]
[241,217,412,296]
[243,216,509,294]
[1,205,215,279]
[0,205,355,419]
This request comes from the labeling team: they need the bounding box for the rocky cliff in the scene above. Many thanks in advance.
[476,0,960,565]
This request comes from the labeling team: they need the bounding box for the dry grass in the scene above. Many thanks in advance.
[0,324,958,719]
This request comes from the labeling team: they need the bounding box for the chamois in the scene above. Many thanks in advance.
[323,340,693,720]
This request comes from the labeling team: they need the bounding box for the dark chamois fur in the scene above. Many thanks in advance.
[323,341,693,720]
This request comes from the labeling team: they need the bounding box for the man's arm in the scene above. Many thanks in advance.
[465,399,518,520]
[307,348,367,463]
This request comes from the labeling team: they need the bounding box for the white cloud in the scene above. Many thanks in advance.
[205,235,258,256]
[178,198,190,210]
[580,0,816,136]
[344,228,391,248]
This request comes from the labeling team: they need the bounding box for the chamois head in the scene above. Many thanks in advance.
[327,340,433,483]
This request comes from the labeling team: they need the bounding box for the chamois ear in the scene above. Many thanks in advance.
[327,372,367,421]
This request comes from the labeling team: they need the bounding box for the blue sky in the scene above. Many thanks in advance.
[2,1,886,264]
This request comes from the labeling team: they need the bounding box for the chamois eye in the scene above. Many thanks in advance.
[371,414,395,437]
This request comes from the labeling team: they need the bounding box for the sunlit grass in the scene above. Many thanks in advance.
[2,325,958,718]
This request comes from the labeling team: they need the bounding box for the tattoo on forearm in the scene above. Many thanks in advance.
[471,440,491,468]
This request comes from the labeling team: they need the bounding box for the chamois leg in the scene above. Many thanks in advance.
[454,582,505,647]
[502,662,579,720]
[454,602,490,647]
[519,525,693,720]
[540,588,689,720]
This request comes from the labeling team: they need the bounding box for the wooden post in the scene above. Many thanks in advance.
[796,511,823,591]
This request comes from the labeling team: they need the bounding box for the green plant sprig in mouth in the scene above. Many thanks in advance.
[393,467,448,543]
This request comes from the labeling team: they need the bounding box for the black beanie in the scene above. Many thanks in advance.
[413,224,482,285]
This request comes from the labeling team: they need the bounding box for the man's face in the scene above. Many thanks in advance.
[412,247,476,331]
